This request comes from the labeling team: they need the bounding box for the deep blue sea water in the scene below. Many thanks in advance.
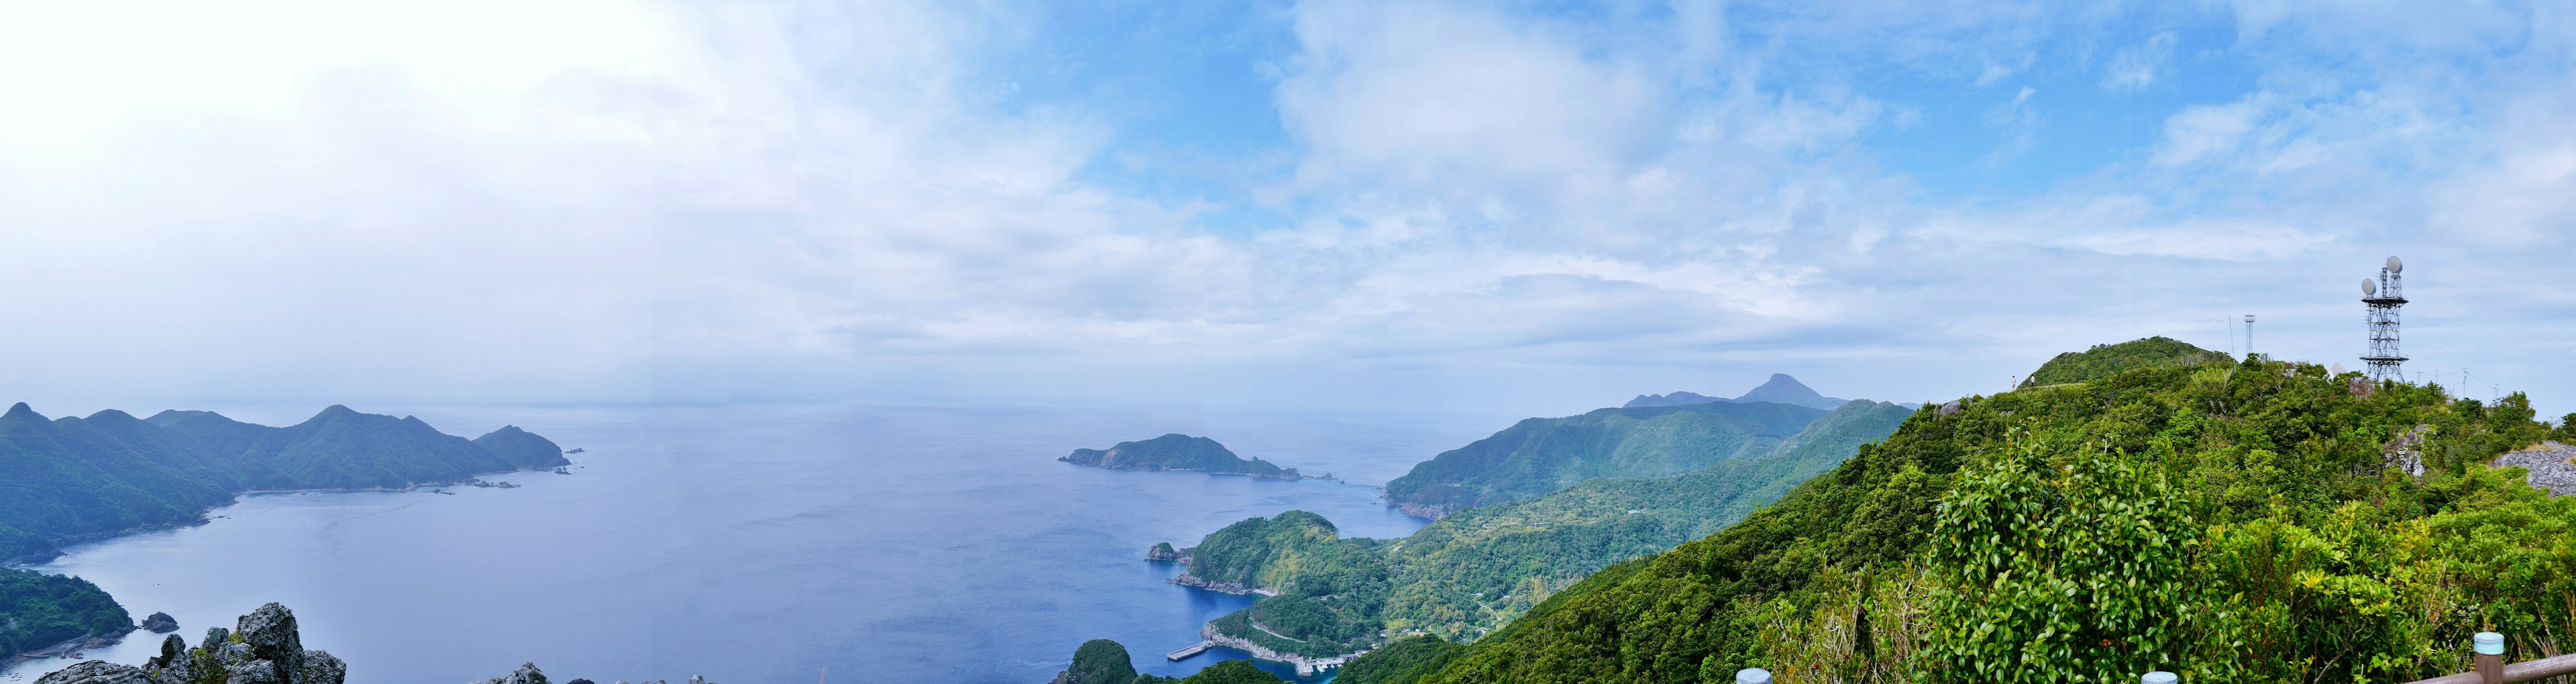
[2,402,1513,683]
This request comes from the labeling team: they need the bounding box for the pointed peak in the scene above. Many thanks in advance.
[4,402,38,420]
[1737,374,1821,400]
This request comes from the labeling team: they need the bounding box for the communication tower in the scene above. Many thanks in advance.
[2243,314,2256,356]
[2361,256,2408,381]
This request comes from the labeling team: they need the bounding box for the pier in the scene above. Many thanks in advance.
[1167,641,1215,661]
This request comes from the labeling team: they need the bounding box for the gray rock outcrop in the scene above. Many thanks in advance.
[2496,441,2576,496]
[35,603,346,684]
[32,602,719,684]
[140,612,178,634]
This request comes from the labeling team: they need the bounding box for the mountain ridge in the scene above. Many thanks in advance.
[1623,373,1848,411]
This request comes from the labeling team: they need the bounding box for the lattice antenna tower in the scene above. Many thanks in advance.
[2361,256,2408,381]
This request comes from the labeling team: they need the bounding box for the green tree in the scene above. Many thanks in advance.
[1925,437,2199,683]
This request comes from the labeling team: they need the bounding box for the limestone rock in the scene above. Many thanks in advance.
[48,604,346,684]
[140,612,179,634]
[32,661,144,684]
[479,661,551,684]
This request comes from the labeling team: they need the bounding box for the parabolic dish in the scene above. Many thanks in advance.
[2387,256,2403,273]
[2363,278,2377,295]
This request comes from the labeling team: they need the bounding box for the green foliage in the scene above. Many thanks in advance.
[1130,658,1286,684]
[0,403,564,560]
[1384,401,1828,516]
[1065,639,1139,684]
[0,567,130,661]
[2553,413,2575,442]
[1337,635,1466,684]
[1155,401,1911,663]
[1063,434,1298,479]
[1383,401,1916,639]
[1924,437,2198,683]
[2020,336,2220,389]
[1406,354,2559,684]
[1185,511,1362,591]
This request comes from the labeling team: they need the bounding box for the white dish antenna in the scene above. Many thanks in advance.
[2363,278,2377,295]
[2386,256,2402,273]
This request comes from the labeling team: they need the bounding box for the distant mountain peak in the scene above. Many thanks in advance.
[3,402,36,420]
[1623,374,1849,410]
[1737,374,1820,402]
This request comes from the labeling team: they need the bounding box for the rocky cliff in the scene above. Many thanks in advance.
[36,603,719,684]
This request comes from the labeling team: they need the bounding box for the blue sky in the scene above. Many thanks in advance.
[1,0,2570,420]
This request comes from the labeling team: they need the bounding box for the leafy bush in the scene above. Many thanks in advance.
[1925,437,2198,683]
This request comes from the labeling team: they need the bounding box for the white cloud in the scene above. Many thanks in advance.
[0,0,2571,418]
[2151,95,2269,166]
[2102,32,2178,93]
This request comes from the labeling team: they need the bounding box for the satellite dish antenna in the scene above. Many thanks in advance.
[2363,278,2377,295]
[2386,256,2402,273]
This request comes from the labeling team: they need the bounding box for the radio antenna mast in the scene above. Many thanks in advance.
[2361,256,2408,382]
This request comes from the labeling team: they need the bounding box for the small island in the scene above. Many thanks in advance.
[1060,434,1301,480]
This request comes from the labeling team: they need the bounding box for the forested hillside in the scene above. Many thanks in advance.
[1155,400,1913,659]
[1405,351,2562,683]
[0,568,129,661]
[1383,401,1827,518]
[2019,336,2220,388]
[0,403,567,561]
[1061,434,1300,479]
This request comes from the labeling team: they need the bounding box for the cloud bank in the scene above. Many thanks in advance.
[1,0,2569,418]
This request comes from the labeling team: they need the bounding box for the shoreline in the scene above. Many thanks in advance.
[1165,574,1278,597]
[1199,623,1365,677]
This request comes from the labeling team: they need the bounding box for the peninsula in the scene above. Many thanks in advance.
[1060,434,1301,480]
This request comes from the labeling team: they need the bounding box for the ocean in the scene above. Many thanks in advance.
[1,401,1513,683]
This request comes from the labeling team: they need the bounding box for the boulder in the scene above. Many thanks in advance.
[480,661,552,684]
[33,662,144,684]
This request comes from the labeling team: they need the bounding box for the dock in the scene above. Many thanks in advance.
[1166,641,1216,661]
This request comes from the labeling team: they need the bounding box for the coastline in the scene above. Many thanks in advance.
[1059,461,1305,481]
[1165,574,1278,597]
[1199,623,1365,677]
[2,466,570,567]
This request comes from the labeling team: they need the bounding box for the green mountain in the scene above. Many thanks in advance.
[0,403,568,562]
[1061,434,1301,480]
[0,567,129,661]
[1383,401,1829,518]
[1157,400,1913,660]
[1378,400,1915,639]
[1627,374,1851,411]
[2019,336,2221,388]
[1399,353,2559,683]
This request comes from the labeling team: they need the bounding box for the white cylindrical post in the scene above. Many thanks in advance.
[1735,668,1772,684]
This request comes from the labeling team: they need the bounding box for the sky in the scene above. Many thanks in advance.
[1,0,2571,421]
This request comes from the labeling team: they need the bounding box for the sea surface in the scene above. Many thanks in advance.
[2,401,1514,683]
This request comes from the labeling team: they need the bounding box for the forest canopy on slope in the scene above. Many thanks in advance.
[1402,348,2565,683]
[0,403,568,562]
[1161,400,1915,658]
[1383,401,1828,517]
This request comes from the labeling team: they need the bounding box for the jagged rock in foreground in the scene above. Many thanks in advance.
[38,602,346,684]
[36,603,722,684]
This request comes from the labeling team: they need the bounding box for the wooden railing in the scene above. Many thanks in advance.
[1723,632,2576,684]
